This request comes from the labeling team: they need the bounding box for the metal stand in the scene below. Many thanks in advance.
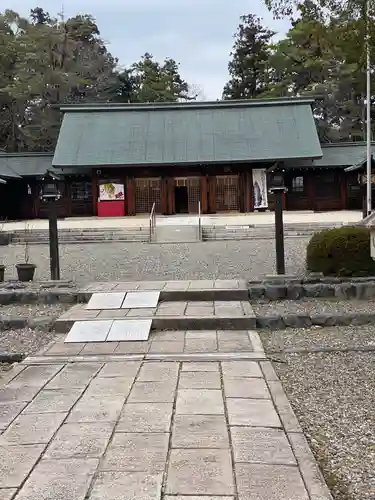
[270,187,287,275]
[48,202,60,280]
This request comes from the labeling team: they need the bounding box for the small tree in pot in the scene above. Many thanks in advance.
[16,223,36,281]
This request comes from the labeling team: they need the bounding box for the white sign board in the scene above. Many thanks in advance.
[252,169,268,209]
[99,183,124,201]
[371,231,375,260]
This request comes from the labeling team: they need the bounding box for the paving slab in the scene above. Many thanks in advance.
[14,458,98,500]
[122,291,160,309]
[67,395,125,423]
[221,361,263,378]
[0,444,45,488]
[80,342,119,354]
[88,471,163,500]
[226,399,281,427]
[101,432,169,472]
[7,365,63,388]
[137,362,179,382]
[172,414,229,448]
[0,386,41,404]
[179,371,221,389]
[128,381,177,403]
[236,463,309,500]
[98,361,141,378]
[149,341,185,353]
[117,402,173,432]
[0,402,27,430]
[0,412,66,445]
[86,292,125,310]
[64,320,113,343]
[22,388,84,414]
[176,389,224,414]
[0,489,17,500]
[45,362,102,389]
[166,449,234,495]
[107,319,152,341]
[181,361,220,372]
[44,422,113,459]
[83,376,134,397]
[231,427,296,465]
[223,377,270,399]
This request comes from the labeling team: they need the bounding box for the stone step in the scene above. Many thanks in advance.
[54,300,256,333]
[154,225,199,243]
[78,280,249,302]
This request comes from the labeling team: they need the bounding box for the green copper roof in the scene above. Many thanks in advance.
[315,142,375,168]
[0,153,52,177]
[52,98,322,167]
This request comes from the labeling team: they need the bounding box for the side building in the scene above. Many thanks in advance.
[0,98,373,220]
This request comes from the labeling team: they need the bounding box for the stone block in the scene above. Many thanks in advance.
[45,342,85,356]
[126,308,156,317]
[214,280,240,289]
[166,449,234,495]
[264,285,286,300]
[44,422,113,459]
[1,412,66,445]
[128,381,177,403]
[101,432,168,472]
[185,330,216,339]
[23,388,84,414]
[80,342,119,355]
[286,284,304,300]
[117,402,173,432]
[0,386,41,404]
[67,395,125,423]
[236,463,308,500]
[155,302,187,315]
[176,389,224,414]
[221,361,263,378]
[223,378,270,399]
[172,414,229,448]
[231,427,296,465]
[13,458,98,500]
[150,331,185,341]
[46,363,102,389]
[304,284,334,298]
[185,305,214,316]
[248,285,265,300]
[218,336,253,352]
[137,281,166,290]
[0,444,45,488]
[97,309,129,319]
[256,315,285,329]
[179,371,221,389]
[226,399,281,427]
[283,315,312,328]
[0,489,17,500]
[89,471,163,500]
[188,280,215,289]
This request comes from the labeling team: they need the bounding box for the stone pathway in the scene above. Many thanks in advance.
[0,280,333,500]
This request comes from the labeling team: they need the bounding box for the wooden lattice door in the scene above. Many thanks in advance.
[174,177,201,213]
[215,175,240,211]
[135,178,162,213]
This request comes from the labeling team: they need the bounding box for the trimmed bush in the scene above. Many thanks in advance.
[306,226,375,277]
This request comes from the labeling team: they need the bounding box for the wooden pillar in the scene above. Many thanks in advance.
[340,171,347,210]
[306,171,314,211]
[201,175,208,213]
[208,175,216,213]
[161,177,168,215]
[92,172,98,216]
[65,179,72,217]
[126,177,135,215]
[282,191,287,210]
[248,170,253,212]
[32,182,40,218]
[239,171,246,213]
[167,177,175,214]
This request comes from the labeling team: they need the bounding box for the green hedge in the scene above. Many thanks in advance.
[306,226,375,277]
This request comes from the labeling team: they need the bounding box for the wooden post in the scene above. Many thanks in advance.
[306,171,314,211]
[340,171,347,210]
[91,171,98,216]
[126,177,135,215]
[201,175,208,213]
[208,175,216,213]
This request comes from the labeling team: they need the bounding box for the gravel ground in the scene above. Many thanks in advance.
[252,298,375,317]
[259,324,375,352]
[0,303,70,318]
[0,328,56,355]
[0,238,309,283]
[275,352,375,500]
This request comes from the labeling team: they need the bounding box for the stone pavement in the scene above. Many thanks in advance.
[0,346,332,499]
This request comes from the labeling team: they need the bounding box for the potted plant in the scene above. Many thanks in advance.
[16,223,36,282]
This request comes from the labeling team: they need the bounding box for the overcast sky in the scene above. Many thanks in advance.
[7,0,290,99]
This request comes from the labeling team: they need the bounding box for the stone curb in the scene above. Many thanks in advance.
[249,276,375,301]
[0,289,78,305]
[0,316,57,331]
[256,312,375,329]
[261,362,333,499]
